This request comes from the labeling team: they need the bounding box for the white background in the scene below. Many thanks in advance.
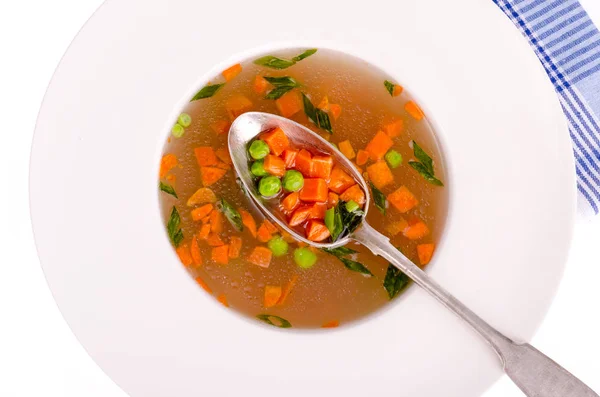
[1,1,599,396]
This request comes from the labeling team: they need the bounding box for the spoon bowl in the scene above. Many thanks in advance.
[229,111,370,249]
[228,111,598,397]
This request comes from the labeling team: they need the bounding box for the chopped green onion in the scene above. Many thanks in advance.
[256,314,292,328]
[345,200,360,213]
[171,123,185,138]
[159,182,178,198]
[190,83,224,101]
[178,113,192,128]
[325,208,336,233]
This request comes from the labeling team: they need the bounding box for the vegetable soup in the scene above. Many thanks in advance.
[159,48,448,329]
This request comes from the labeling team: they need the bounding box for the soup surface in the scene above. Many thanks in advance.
[159,48,448,329]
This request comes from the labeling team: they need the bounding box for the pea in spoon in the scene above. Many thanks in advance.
[228,111,598,397]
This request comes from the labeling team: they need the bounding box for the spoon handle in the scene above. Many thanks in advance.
[352,222,598,397]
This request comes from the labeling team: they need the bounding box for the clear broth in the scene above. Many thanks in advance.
[159,49,448,328]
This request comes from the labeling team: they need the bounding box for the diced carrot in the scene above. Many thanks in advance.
[277,274,298,305]
[200,167,227,186]
[222,63,242,82]
[386,218,409,236]
[339,184,366,207]
[327,192,339,208]
[225,94,253,120]
[195,277,212,294]
[176,243,193,267]
[166,174,176,183]
[263,220,278,234]
[382,119,404,138]
[263,154,286,177]
[190,236,203,266]
[403,218,430,240]
[194,147,218,167]
[248,246,273,268]
[306,220,331,242]
[311,155,333,179]
[275,90,303,118]
[322,320,340,328]
[329,166,355,194]
[282,149,298,168]
[229,236,242,258]
[310,202,327,220]
[358,152,372,168]
[294,149,313,176]
[215,147,233,165]
[210,209,223,233]
[217,294,229,307]
[264,286,283,308]
[393,84,404,97]
[257,222,273,243]
[289,205,313,226]
[299,178,328,203]
[405,101,424,120]
[160,154,178,178]
[317,96,329,110]
[417,243,435,266]
[253,75,270,94]
[211,120,231,135]
[187,187,217,207]
[387,186,419,213]
[338,140,356,160]
[365,131,394,161]
[240,209,257,238]
[282,192,300,213]
[198,224,211,240]
[207,233,225,246]
[201,215,211,224]
[329,104,342,120]
[211,245,229,265]
[261,127,290,156]
[191,203,213,221]
[367,161,394,190]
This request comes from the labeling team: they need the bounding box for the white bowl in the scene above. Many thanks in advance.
[30,0,575,396]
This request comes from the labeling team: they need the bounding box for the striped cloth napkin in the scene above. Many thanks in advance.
[494,0,600,216]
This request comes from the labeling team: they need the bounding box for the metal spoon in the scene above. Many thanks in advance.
[229,111,598,397]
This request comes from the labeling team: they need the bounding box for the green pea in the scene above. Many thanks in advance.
[178,113,192,128]
[258,176,282,197]
[249,140,270,160]
[251,161,269,177]
[268,236,289,257]
[385,149,403,168]
[325,208,336,232]
[282,170,304,192]
[345,200,360,213]
[294,247,318,269]
[171,123,185,138]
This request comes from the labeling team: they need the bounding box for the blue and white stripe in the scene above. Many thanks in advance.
[494,0,600,215]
